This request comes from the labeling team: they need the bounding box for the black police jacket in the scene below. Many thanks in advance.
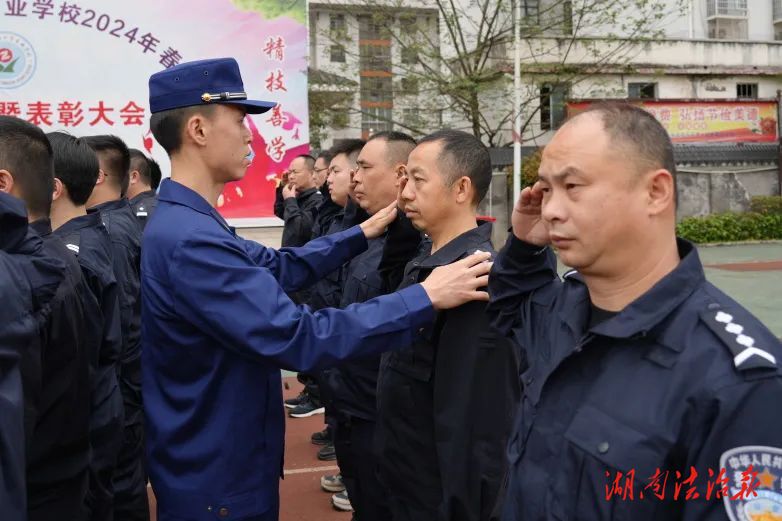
[320,233,387,421]
[307,211,347,311]
[89,198,143,427]
[54,213,124,435]
[27,219,91,520]
[129,189,158,229]
[0,193,63,521]
[376,222,520,521]
[280,187,323,248]
[311,183,343,240]
[488,236,782,521]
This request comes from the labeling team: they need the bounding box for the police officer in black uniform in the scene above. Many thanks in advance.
[0,190,65,521]
[83,135,148,521]
[48,131,125,521]
[321,131,417,520]
[311,149,342,240]
[127,149,158,229]
[376,130,519,521]
[488,103,782,521]
[0,117,93,521]
[278,154,323,248]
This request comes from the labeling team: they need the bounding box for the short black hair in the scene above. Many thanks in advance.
[294,154,315,171]
[330,139,366,164]
[0,116,54,218]
[417,129,492,205]
[47,132,100,206]
[128,148,152,187]
[148,157,162,190]
[150,105,217,155]
[574,102,677,198]
[367,131,417,166]
[316,149,334,165]
[83,135,131,197]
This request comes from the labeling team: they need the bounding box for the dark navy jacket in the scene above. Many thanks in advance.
[142,179,434,521]
[311,183,342,240]
[54,213,124,437]
[319,234,388,422]
[488,236,782,521]
[0,193,63,521]
[89,198,143,427]
[377,223,519,521]
[27,219,91,521]
[279,187,323,248]
[129,190,158,229]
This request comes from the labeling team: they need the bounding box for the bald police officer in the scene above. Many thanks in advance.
[488,103,782,520]
[142,58,492,521]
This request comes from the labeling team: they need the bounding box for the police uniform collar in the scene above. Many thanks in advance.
[296,187,319,199]
[0,191,29,251]
[588,238,705,344]
[29,218,53,237]
[129,190,157,203]
[55,212,103,236]
[88,198,131,214]
[419,222,493,268]
[158,179,235,234]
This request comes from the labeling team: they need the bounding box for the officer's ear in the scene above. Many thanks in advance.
[95,169,107,186]
[452,175,473,206]
[129,170,140,186]
[52,177,65,202]
[645,168,675,216]
[0,169,13,194]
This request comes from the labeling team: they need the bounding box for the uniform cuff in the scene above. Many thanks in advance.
[506,234,549,258]
[396,284,435,328]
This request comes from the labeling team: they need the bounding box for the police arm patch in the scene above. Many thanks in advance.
[720,445,782,521]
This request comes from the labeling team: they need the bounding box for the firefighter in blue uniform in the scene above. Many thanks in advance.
[142,57,492,521]
[487,103,782,520]
[49,131,125,521]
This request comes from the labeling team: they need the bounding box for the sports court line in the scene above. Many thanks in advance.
[284,465,339,476]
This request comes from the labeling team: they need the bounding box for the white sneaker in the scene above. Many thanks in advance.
[332,491,353,512]
[321,473,345,493]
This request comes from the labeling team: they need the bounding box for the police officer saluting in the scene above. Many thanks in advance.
[488,103,782,520]
[142,58,491,521]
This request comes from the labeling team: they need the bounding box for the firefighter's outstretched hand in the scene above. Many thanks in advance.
[421,252,492,310]
[360,202,397,240]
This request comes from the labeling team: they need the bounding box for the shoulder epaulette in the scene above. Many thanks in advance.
[700,307,777,371]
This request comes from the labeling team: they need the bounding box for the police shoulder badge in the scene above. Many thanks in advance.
[720,446,782,521]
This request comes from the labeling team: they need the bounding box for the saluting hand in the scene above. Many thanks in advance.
[512,183,549,246]
[421,252,492,310]
[359,202,397,240]
[282,183,297,200]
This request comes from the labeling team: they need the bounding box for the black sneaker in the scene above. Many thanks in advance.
[284,391,307,410]
[289,395,325,418]
[317,443,337,461]
[311,428,330,446]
